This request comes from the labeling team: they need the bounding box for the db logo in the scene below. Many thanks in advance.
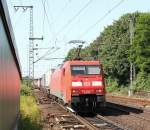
[84,82,90,86]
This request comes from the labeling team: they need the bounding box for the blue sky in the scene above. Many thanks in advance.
[6,0,150,78]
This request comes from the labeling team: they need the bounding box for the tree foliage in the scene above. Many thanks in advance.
[66,12,150,90]
[132,13,150,73]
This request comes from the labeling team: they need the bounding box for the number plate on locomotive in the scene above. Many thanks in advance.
[81,90,93,94]
[83,82,91,86]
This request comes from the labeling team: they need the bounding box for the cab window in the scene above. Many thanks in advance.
[71,65,100,75]
[87,66,100,74]
[71,66,86,75]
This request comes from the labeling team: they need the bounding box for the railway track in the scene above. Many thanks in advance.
[103,102,150,130]
[34,89,125,130]
[35,89,150,130]
[106,94,150,109]
[35,89,96,130]
[84,114,126,130]
[60,103,125,130]
[107,102,150,122]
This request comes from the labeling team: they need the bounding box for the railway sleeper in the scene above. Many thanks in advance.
[60,124,85,129]
[93,123,107,127]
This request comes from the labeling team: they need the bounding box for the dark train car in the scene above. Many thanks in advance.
[0,1,21,130]
[49,60,106,112]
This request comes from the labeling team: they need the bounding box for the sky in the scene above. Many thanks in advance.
[6,0,150,78]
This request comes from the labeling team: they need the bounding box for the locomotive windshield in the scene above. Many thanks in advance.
[71,65,100,75]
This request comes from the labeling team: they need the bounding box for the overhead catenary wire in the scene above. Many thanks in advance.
[40,0,94,59]
[55,0,94,37]
[45,0,94,53]
[42,0,46,35]
[33,47,60,64]
[45,0,54,20]
[41,0,57,48]
[56,0,126,62]
[48,0,70,30]
[79,0,126,39]
[42,58,65,60]
[36,0,125,77]
[41,0,54,36]
[57,0,70,16]
[38,0,71,62]
[34,47,55,63]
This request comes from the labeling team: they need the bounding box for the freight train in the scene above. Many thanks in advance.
[49,60,106,112]
[0,1,21,130]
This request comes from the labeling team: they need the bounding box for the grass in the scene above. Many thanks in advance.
[19,82,42,130]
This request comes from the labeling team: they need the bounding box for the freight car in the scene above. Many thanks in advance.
[0,1,21,130]
[41,71,51,89]
[34,71,51,94]
[34,78,42,88]
[49,60,106,112]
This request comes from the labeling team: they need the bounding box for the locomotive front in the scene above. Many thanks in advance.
[70,61,106,112]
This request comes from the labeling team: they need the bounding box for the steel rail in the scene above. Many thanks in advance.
[108,104,150,122]
[38,90,129,130]
[55,101,126,130]
[56,102,98,130]
[96,114,130,130]
[45,90,126,130]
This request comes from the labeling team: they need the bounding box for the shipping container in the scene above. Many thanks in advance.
[34,78,42,88]
[41,70,51,88]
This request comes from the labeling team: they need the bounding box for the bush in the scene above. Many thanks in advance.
[118,85,129,95]
[19,96,42,130]
[19,81,42,130]
[133,72,150,91]
[20,84,32,96]
[106,77,119,92]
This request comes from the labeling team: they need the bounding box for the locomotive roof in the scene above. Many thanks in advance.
[51,60,101,74]
[64,60,101,66]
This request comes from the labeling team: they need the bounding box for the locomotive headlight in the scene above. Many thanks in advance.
[92,81,102,86]
[96,89,102,93]
[72,89,79,95]
[72,82,82,86]
[72,89,79,93]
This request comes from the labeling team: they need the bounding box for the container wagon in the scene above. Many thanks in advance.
[0,1,21,130]
[34,78,42,88]
[49,60,106,112]
[35,71,51,94]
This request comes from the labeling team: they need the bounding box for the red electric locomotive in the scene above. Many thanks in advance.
[49,60,106,112]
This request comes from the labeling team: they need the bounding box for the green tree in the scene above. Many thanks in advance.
[65,12,150,91]
[132,13,150,73]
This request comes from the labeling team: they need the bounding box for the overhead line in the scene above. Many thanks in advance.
[42,0,46,35]
[41,0,53,36]
[40,0,93,55]
[41,0,57,47]
[55,0,93,36]
[79,0,125,38]
[43,58,65,60]
[45,0,54,20]
[48,0,70,29]
[34,47,60,64]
